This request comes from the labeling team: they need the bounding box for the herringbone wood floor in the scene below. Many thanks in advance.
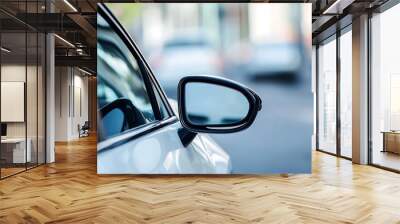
[1,135,400,224]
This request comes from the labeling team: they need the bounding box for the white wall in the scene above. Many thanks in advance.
[71,73,89,138]
[55,66,69,141]
[54,67,89,141]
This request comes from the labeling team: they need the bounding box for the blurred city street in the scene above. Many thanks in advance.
[109,3,313,173]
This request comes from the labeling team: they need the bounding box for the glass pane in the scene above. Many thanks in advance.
[340,30,352,158]
[1,31,27,177]
[0,0,46,178]
[371,4,400,171]
[38,32,45,165]
[318,38,337,154]
[26,0,41,169]
[27,31,38,168]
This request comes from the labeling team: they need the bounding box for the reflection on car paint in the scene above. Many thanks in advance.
[98,122,231,174]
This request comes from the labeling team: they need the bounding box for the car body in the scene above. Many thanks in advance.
[97,4,260,174]
[150,33,222,98]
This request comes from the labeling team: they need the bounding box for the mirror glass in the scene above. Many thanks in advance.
[185,82,250,126]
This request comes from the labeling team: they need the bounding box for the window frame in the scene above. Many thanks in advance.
[97,4,178,152]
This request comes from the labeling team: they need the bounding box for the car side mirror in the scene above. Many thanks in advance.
[177,76,262,138]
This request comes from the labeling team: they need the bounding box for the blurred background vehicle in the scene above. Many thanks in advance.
[243,43,303,80]
[150,32,223,98]
[107,3,313,173]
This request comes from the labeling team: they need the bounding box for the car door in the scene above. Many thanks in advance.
[96,4,231,174]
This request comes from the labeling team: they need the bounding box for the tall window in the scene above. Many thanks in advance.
[340,29,352,158]
[318,37,337,154]
[371,3,400,171]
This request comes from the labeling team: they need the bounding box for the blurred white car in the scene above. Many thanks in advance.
[244,43,302,79]
[151,34,223,97]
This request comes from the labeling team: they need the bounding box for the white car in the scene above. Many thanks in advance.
[97,4,261,174]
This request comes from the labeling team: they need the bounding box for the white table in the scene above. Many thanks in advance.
[1,138,31,163]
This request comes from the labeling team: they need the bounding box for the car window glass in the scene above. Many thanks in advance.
[97,13,156,140]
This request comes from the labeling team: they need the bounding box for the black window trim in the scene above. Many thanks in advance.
[97,4,179,151]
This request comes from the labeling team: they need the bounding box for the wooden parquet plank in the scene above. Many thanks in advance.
[1,135,400,223]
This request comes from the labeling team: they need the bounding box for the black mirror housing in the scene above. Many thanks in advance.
[177,75,262,134]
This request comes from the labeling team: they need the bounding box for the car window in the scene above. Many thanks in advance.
[97,13,156,140]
